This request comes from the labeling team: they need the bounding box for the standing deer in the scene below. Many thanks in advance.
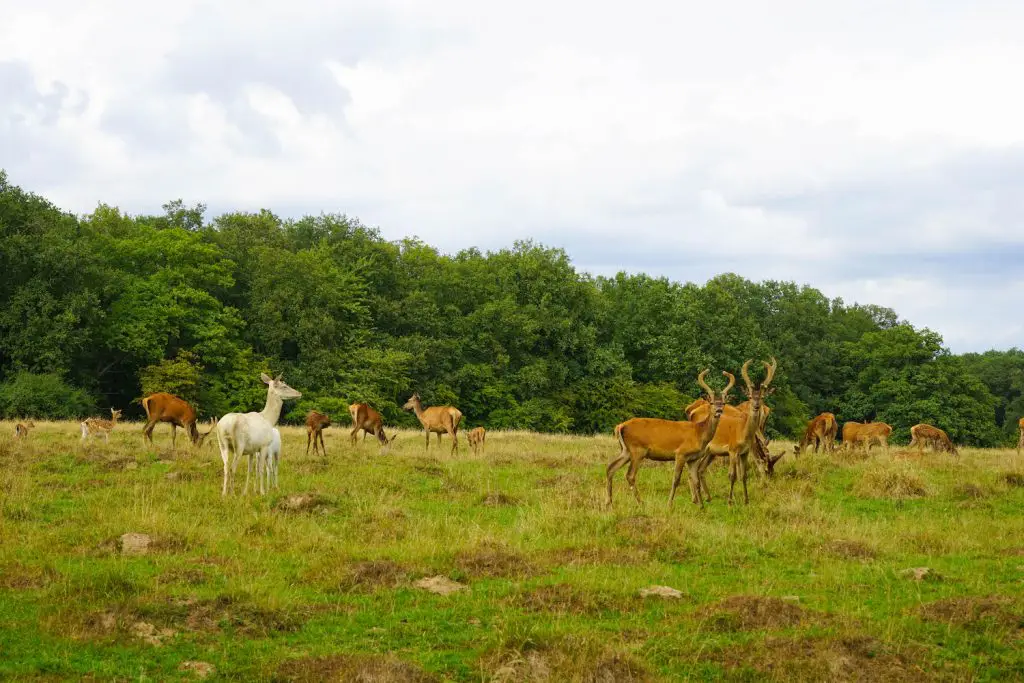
[214,373,301,496]
[842,421,892,452]
[1018,417,1024,455]
[794,412,838,456]
[606,369,731,509]
[305,410,331,457]
[257,427,282,492]
[467,427,486,455]
[687,396,779,477]
[348,403,397,452]
[141,392,202,453]
[908,423,959,456]
[14,421,35,440]
[81,408,123,445]
[695,358,778,506]
[402,394,463,454]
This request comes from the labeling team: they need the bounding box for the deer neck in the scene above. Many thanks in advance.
[259,389,285,426]
[742,402,760,445]
[411,400,427,424]
[697,404,721,448]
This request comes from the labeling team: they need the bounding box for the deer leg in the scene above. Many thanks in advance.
[319,430,327,457]
[143,419,156,445]
[450,427,458,455]
[687,458,706,507]
[308,431,314,456]
[424,431,430,450]
[726,454,738,506]
[625,457,642,505]
[697,453,715,502]
[668,456,687,508]
[605,453,630,507]
[740,453,750,505]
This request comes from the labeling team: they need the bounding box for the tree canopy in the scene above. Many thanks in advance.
[0,170,1016,445]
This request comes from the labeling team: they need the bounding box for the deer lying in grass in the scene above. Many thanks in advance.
[305,410,331,457]
[81,408,123,445]
[794,412,838,456]
[467,427,486,455]
[141,392,202,454]
[909,423,958,456]
[606,369,730,509]
[14,421,35,440]
[348,403,397,452]
[402,393,463,454]
[694,358,778,506]
[842,421,892,452]
[215,373,301,496]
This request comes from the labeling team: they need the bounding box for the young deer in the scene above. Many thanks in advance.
[467,427,486,455]
[81,408,123,445]
[305,410,331,457]
[14,421,35,440]
[348,403,397,452]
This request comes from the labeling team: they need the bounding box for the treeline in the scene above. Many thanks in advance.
[0,170,1021,446]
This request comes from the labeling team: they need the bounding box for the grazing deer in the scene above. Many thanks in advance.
[305,410,331,457]
[215,373,301,496]
[81,408,123,445]
[606,369,731,509]
[467,427,486,455]
[695,358,778,506]
[348,403,397,452]
[196,418,217,448]
[795,412,838,456]
[141,392,202,453]
[1018,417,1024,455]
[402,393,463,454]
[909,423,959,456]
[842,421,892,452]
[14,421,35,440]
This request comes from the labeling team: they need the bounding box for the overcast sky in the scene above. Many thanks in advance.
[3,1,1023,353]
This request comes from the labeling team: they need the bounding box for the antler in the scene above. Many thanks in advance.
[696,369,714,400]
[761,357,777,389]
[721,371,736,403]
[740,359,754,396]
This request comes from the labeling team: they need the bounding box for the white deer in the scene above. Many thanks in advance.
[255,428,282,493]
[214,373,301,496]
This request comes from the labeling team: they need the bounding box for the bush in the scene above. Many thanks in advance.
[0,372,96,419]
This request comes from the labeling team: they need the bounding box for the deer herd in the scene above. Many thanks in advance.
[6,357,999,506]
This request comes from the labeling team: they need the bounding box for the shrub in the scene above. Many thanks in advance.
[0,372,96,419]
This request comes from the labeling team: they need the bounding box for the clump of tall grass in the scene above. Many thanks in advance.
[854,461,928,500]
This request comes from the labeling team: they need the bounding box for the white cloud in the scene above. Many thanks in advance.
[1,0,1023,352]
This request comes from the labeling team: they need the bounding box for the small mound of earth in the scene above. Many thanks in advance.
[509,584,620,616]
[338,560,409,591]
[486,647,649,683]
[0,562,59,589]
[479,492,519,507]
[455,543,535,579]
[413,576,467,596]
[900,567,942,582]
[275,654,438,682]
[824,539,877,560]
[697,596,813,632]
[639,585,683,599]
[542,546,650,567]
[274,493,334,513]
[178,661,215,679]
[918,596,1022,630]
[131,620,176,646]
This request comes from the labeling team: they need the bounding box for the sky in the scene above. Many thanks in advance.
[2,0,1023,353]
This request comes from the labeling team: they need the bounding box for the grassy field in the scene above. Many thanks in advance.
[1,420,1022,681]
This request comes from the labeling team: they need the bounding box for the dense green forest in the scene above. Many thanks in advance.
[1,170,1021,445]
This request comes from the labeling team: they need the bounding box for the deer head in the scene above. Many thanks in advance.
[402,393,421,411]
[261,372,302,400]
[110,408,123,421]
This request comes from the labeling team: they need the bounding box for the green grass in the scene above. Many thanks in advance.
[1,421,1023,681]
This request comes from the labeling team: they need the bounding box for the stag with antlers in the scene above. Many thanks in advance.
[695,358,778,506]
[606,369,731,509]
[402,393,462,454]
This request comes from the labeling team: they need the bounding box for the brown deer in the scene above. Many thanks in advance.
[694,358,778,506]
[467,427,486,455]
[687,396,779,477]
[402,393,463,454]
[81,408,123,445]
[348,402,397,451]
[842,421,892,452]
[794,412,838,456]
[909,423,958,456]
[14,421,35,440]
[141,392,202,453]
[606,369,731,509]
[305,410,331,456]
[1018,417,1024,455]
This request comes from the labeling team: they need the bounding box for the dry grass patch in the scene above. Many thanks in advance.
[0,562,59,589]
[484,640,649,683]
[951,482,990,500]
[336,560,411,592]
[455,542,536,579]
[696,596,818,632]
[709,634,933,682]
[273,492,335,514]
[855,463,928,500]
[539,545,651,568]
[507,584,624,616]
[479,492,520,507]
[274,654,438,682]
[822,540,877,561]
[1001,470,1024,488]
[917,596,1023,633]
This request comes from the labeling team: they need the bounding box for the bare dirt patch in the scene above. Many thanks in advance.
[917,596,1023,633]
[413,576,467,596]
[507,584,622,616]
[709,634,932,682]
[823,539,877,560]
[455,543,536,579]
[336,560,410,592]
[696,596,817,632]
[274,654,438,682]
[157,566,209,586]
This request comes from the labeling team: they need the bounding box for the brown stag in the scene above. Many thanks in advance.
[81,408,123,445]
[305,410,331,456]
[909,423,959,456]
[467,427,486,455]
[402,393,463,454]
[694,358,779,506]
[842,421,892,452]
[795,412,838,456]
[606,369,731,509]
[141,392,202,453]
[14,420,35,440]
[348,403,397,452]
[686,397,779,477]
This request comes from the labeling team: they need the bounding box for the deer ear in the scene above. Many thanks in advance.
[261,373,273,384]
[276,373,284,382]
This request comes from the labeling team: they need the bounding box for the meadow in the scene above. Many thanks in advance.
[1,421,1022,681]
